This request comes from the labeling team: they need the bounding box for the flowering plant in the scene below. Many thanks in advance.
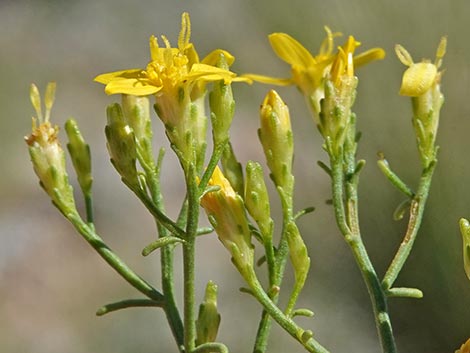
[25,12,469,353]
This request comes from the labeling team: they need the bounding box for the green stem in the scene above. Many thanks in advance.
[253,187,294,353]
[67,213,164,301]
[246,269,329,353]
[144,149,185,351]
[382,160,436,290]
[84,192,94,225]
[183,165,200,353]
[198,141,228,192]
[330,157,397,353]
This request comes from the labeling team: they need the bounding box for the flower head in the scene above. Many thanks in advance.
[94,13,243,97]
[245,27,385,115]
[396,36,446,96]
[396,37,446,168]
[200,166,254,272]
[26,83,78,215]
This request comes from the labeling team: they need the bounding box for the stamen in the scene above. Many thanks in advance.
[30,83,43,122]
[178,12,191,50]
[44,82,56,123]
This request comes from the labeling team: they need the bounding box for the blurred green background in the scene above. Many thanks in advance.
[1,0,469,352]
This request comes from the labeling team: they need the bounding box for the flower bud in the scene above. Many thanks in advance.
[200,166,254,273]
[396,37,446,168]
[459,218,470,281]
[65,119,92,196]
[209,53,235,146]
[259,90,294,194]
[105,103,139,188]
[286,222,310,293]
[244,161,273,241]
[121,94,152,146]
[221,142,244,196]
[196,281,221,345]
[26,83,78,215]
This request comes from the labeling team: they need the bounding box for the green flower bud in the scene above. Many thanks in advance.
[65,119,92,196]
[209,54,235,146]
[189,94,208,172]
[196,281,221,345]
[26,83,78,216]
[459,218,470,281]
[286,222,310,293]
[244,161,273,241]
[105,103,139,188]
[221,142,244,196]
[154,87,194,168]
[259,90,294,193]
[121,94,152,146]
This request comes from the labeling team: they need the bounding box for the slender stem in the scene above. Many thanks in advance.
[330,157,397,353]
[253,187,293,353]
[134,188,186,239]
[198,141,228,192]
[183,165,199,353]
[84,192,94,225]
[382,160,436,289]
[67,213,164,301]
[144,149,185,351]
[247,269,329,353]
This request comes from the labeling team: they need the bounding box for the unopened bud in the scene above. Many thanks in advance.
[244,161,273,241]
[259,90,294,193]
[196,281,221,345]
[200,166,254,273]
[121,94,152,145]
[221,142,244,196]
[105,103,139,188]
[459,218,470,281]
[286,222,310,293]
[65,119,92,196]
[209,53,235,146]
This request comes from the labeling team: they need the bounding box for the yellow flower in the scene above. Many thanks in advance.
[395,36,446,96]
[94,12,244,97]
[396,37,446,168]
[200,166,254,272]
[245,27,385,100]
[455,338,470,353]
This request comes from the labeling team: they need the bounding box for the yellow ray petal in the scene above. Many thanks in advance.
[104,78,161,96]
[94,69,143,84]
[201,49,235,67]
[268,33,316,67]
[353,47,386,68]
[242,73,292,86]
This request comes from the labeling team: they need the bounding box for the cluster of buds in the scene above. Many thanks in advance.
[396,37,446,169]
[26,83,79,217]
[196,281,221,346]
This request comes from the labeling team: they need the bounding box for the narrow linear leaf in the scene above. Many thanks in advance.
[142,236,185,256]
